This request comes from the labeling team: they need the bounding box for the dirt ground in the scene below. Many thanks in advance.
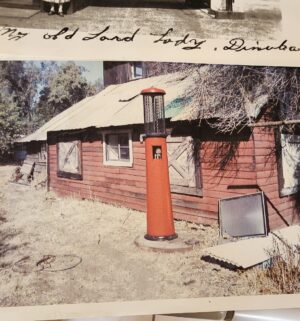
[0,164,260,307]
[0,6,281,39]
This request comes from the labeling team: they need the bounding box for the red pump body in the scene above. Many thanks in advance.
[144,136,177,240]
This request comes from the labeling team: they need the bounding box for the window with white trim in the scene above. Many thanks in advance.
[103,131,133,166]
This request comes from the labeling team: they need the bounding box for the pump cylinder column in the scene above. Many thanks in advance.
[141,87,177,241]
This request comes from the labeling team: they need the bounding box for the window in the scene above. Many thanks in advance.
[39,143,47,162]
[278,133,300,196]
[103,131,133,167]
[131,62,143,79]
[57,140,82,179]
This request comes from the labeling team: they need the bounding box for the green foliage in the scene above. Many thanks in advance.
[36,62,98,123]
[0,101,23,161]
[0,60,101,159]
[0,61,40,121]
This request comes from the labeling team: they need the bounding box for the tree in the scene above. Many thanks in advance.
[92,77,104,93]
[154,64,300,133]
[0,61,41,159]
[146,62,194,77]
[0,61,40,123]
[0,100,23,161]
[35,62,98,123]
[0,60,101,159]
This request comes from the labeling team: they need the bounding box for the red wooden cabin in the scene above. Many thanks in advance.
[41,71,300,231]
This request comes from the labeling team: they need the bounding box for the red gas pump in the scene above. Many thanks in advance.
[141,87,177,241]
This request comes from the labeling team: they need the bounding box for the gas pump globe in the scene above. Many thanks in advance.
[142,87,166,136]
[141,87,177,241]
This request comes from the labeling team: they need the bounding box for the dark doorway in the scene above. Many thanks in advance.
[190,0,210,9]
[226,0,233,11]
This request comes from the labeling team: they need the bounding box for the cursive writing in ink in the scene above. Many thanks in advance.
[224,38,300,52]
[0,27,28,41]
[82,26,140,42]
[43,27,79,40]
[151,28,206,50]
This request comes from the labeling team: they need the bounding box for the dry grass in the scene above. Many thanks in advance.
[247,236,300,294]
[0,165,256,307]
[1,165,299,306]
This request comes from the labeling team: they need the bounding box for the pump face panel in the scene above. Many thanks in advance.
[152,146,162,159]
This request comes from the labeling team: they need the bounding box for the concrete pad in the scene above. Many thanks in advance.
[0,7,39,18]
[134,234,199,253]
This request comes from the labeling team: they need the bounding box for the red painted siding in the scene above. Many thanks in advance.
[252,126,299,229]
[49,140,147,212]
[48,129,300,229]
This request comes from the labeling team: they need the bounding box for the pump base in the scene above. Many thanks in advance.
[144,233,178,241]
[135,235,196,253]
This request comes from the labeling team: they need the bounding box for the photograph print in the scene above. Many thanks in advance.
[0,0,289,40]
[0,60,299,308]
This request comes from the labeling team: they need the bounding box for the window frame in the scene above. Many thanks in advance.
[167,136,203,197]
[56,140,83,180]
[102,130,133,167]
[276,130,300,197]
[130,62,143,80]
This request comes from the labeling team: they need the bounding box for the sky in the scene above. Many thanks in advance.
[76,61,103,83]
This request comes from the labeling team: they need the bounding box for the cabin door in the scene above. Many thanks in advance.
[167,136,201,196]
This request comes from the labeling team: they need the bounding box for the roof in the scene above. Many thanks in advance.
[19,71,196,143]
[17,96,94,143]
[19,69,268,143]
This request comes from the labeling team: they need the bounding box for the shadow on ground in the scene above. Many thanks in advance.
[0,207,28,269]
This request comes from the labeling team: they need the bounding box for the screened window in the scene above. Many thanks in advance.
[103,131,133,166]
[57,140,82,179]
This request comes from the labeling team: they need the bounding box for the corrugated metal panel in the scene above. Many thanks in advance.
[55,72,193,131]
[19,69,268,143]
[17,95,96,142]
[20,72,194,143]
[202,225,300,269]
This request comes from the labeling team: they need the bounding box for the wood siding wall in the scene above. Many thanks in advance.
[253,126,299,229]
[48,129,299,229]
[103,62,132,88]
[49,138,147,212]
